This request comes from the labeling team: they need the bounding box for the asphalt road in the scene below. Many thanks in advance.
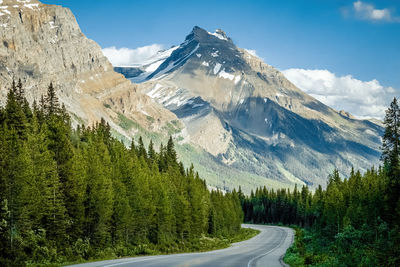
[69,225,294,267]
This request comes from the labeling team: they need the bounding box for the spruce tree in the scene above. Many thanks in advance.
[382,98,400,175]
[4,84,27,139]
[166,136,177,166]
[381,97,400,222]
[137,136,147,160]
[44,82,59,115]
[15,79,24,105]
[148,139,156,165]
[84,135,114,247]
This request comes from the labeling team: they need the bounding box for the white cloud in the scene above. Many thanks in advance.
[282,68,397,120]
[244,49,258,57]
[102,44,164,66]
[244,49,264,61]
[350,1,400,22]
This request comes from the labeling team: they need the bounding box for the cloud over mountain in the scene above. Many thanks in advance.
[282,68,396,119]
[102,44,164,66]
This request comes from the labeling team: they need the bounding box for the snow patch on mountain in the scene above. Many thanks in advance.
[211,51,219,57]
[146,83,163,98]
[234,75,241,84]
[218,69,234,80]
[217,69,242,84]
[213,63,222,74]
[152,43,200,79]
[208,29,228,41]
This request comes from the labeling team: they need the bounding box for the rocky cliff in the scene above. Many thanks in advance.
[0,0,178,138]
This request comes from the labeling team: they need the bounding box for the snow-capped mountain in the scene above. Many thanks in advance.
[0,0,381,193]
[114,46,178,83]
[116,26,383,188]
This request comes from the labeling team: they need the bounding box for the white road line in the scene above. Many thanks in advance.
[102,257,160,267]
[247,228,288,267]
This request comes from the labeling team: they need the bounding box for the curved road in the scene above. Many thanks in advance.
[69,225,293,267]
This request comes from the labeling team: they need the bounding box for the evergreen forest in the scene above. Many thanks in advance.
[1,79,399,266]
[0,81,246,266]
[241,99,400,266]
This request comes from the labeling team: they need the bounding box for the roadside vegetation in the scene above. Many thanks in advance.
[240,98,400,266]
[0,81,256,266]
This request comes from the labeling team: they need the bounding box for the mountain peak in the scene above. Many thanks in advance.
[185,26,208,42]
[185,26,231,43]
[212,29,229,40]
[191,25,206,33]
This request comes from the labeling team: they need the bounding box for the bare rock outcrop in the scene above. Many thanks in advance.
[0,0,177,135]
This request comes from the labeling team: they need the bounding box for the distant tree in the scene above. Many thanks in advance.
[382,98,400,175]
[381,97,400,223]
[44,82,59,115]
[4,82,27,139]
[15,79,24,105]
[166,136,177,167]
[148,139,156,165]
[137,136,147,159]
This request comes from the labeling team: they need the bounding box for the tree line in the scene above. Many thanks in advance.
[241,98,400,266]
[0,81,243,265]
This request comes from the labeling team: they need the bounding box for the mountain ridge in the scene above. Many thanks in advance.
[0,0,383,191]
[119,25,383,188]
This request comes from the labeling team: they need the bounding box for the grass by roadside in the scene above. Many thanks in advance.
[283,227,305,266]
[283,227,334,267]
[59,228,260,267]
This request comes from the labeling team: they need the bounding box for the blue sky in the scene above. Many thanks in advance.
[41,0,400,118]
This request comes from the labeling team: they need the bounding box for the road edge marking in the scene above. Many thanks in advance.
[247,227,288,267]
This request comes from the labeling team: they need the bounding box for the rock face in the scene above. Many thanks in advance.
[0,0,178,138]
[119,26,383,188]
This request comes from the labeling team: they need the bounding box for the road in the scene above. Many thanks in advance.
[69,225,294,267]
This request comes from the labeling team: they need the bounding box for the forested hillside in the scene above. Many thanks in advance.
[0,81,244,266]
[241,99,400,266]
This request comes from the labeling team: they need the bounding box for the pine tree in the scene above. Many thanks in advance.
[84,136,114,247]
[111,176,131,246]
[4,83,27,139]
[64,147,87,241]
[153,172,175,245]
[11,113,66,244]
[137,136,147,160]
[166,136,177,167]
[0,199,10,260]
[15,79,24,105]
[44,82,59,115]
[187,166,209,237]
[381,97,400,222]
[382,98,400,173]
[148,139,156,165]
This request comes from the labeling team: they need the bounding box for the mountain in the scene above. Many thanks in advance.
[0,0,383,192]
[114,46,179,83]
[116,26,383,188]
[0,0,179,140]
